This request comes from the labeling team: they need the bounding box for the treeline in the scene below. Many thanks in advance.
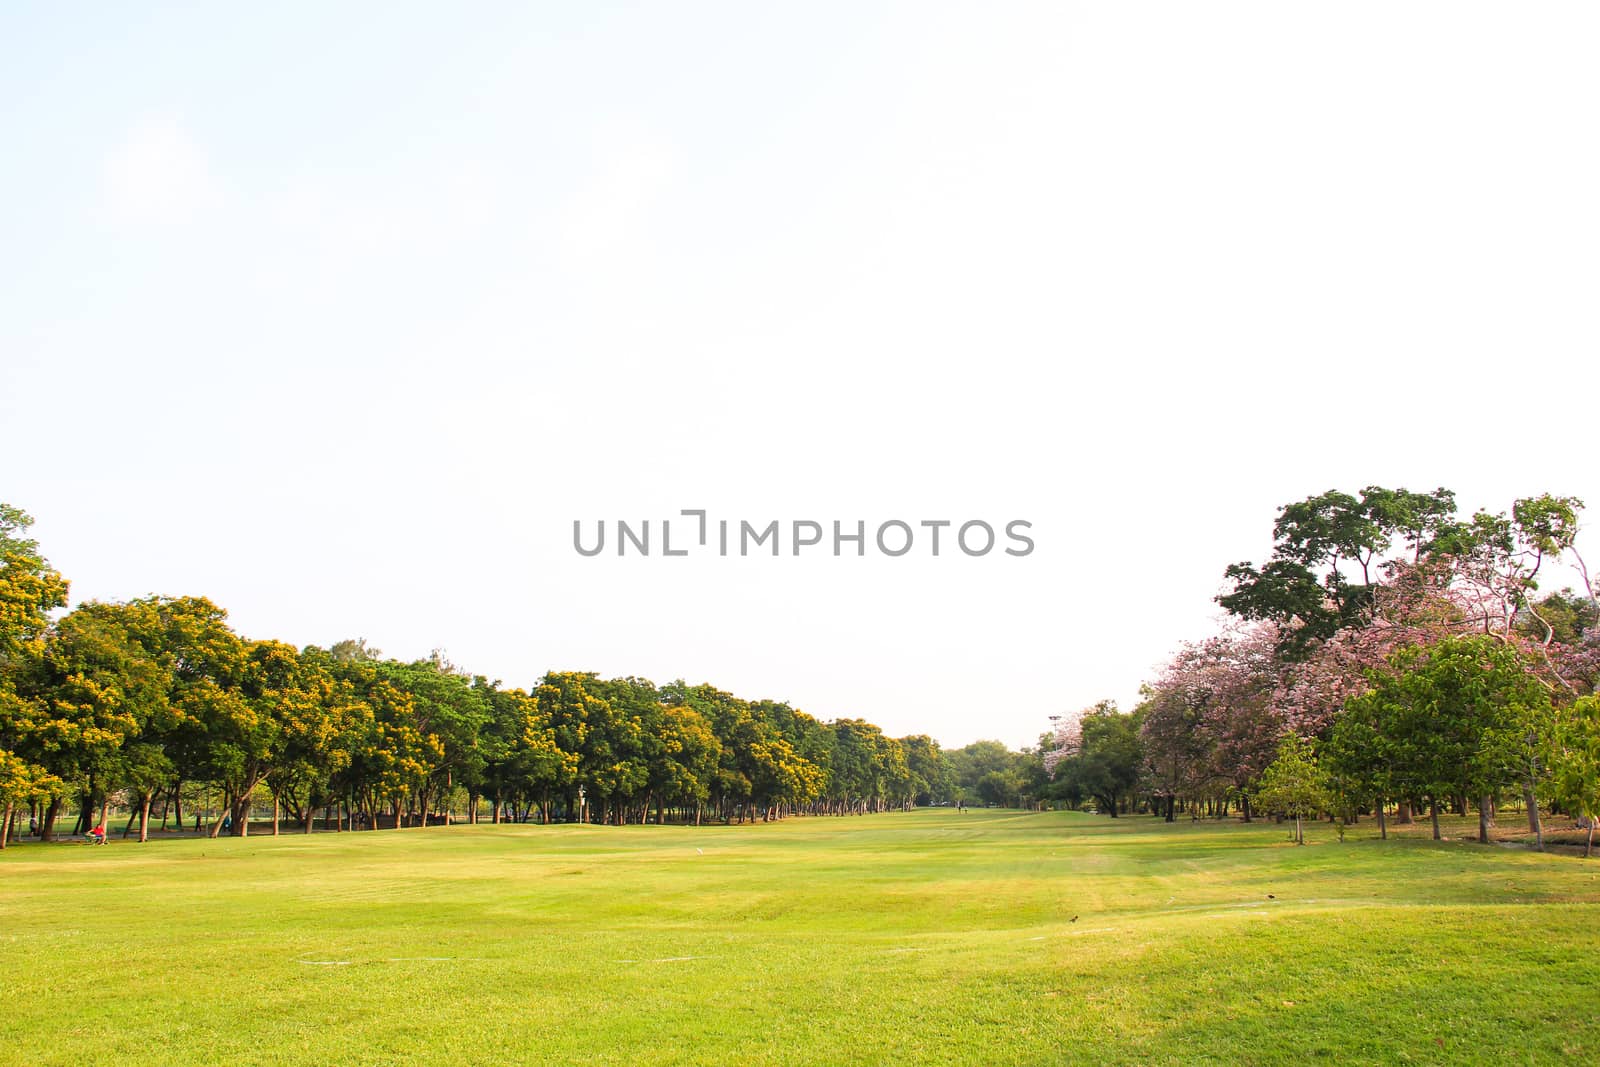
[1043,488,1600,854]
[0,503,1034,847]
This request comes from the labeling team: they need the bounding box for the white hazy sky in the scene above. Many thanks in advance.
[3,3,1596,750]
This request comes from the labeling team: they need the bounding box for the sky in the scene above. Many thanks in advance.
[3,3,1597,750]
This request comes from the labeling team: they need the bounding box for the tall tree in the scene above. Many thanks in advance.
[1219,486,1456,657]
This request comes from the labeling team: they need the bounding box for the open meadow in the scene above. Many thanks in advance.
[3,809,1599,1065]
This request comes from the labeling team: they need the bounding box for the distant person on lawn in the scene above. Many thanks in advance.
[87,823,106,845]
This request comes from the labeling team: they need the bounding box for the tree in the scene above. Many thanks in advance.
[200,638,318,837]
[1252,734,1331,845]
[1138,681,1212,822]
[1441,495,1584,663]
[974,767,1025,807]
[1138,628,1284,823]
[947,739,1022,807]
[1549,696,1600,857]
[14,601,171,840]
[267,648,364,834]
[1340,636,1551,842]
[0,503,70,843]
[0,746,61,848]
[477,683,571,824]
[117,595,248,834]
[0,504,69,657]
[374,657,492,827]
[1045,701,1143,816]
[1324,693,1397,839]
[1219,487,1456,658]
[899,734,952,806]
[650,704,720,824]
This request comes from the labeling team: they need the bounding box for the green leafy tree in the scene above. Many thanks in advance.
[1341,636,1551,842]
[1252,735,1331,845]
[899,734,952,806]
[1049,702,1144,816]
[1549,695,1600,857]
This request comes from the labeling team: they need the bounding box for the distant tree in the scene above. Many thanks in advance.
[974,767,1025,808]
[1045,701,1143,816]
[652,704,720,824]
[1138,681,1211,822]
[947,739,1020,806]
[374,658,492,827]
[476,683,571,824]
[1252,734,1331,845]
[899,734,952,806]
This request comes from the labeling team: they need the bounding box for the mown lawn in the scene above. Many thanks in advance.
[3,809,1598,1065]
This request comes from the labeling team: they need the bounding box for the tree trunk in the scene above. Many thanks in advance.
[0,803,11,850]
[1294,813,1303,845]
[1240,793,1252,823]
[1588,821,1595,859]
[1524,786,1543,849]
[1396,799,1413,824]
[272,795,280,837]
[138,795,152,843]
[1376,800,1387,841]
[1478,795,1493,843]
[40,795,63,842]
[1430,799,1441,841]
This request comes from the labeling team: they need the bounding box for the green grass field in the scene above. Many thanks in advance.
[3,810,1599,1066]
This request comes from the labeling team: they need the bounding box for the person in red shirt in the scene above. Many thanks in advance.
[87,824,106,845]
